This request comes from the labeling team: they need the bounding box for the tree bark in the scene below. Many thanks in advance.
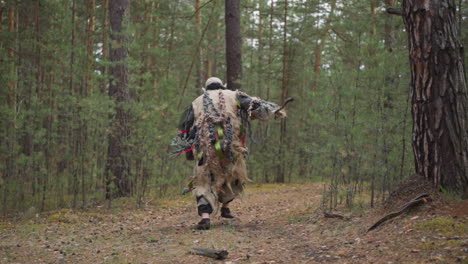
[402,0,468,197]
[225,0,242,91]
[107,0,131,197]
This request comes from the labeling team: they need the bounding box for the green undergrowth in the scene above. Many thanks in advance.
[0,222,12,231]
[415,216,468,236]
[247,183,310,193]
[288,213,312,224]
[420,239,464,251]
[440,187,463,203]
[17,223,46,234]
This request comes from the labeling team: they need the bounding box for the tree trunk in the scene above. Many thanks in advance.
[86,0,95,95]
[384,0,394,51]
[3,6,17,216]
[312,0,336,90]
[276,0,288,183]
[225,0,242,91]
[195,0,203,88]
[100,0,109,93]
[402,0,468,197]
[107,0,131,197]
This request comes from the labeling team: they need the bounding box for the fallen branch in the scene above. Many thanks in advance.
[323,212,351,221]
[188,248,229,260]
[367,193,431,232]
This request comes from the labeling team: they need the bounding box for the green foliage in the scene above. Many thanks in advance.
[416,217,468,237]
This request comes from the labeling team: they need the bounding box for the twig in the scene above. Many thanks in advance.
[331,28,353,43]
[367,194,431,232]
[323,212,351,221]
[188,248,229,260]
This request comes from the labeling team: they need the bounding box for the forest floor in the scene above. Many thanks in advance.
[1,183,467,264]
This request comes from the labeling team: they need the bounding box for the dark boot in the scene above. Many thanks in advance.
[220,207,234,219]
[196,218,210,230]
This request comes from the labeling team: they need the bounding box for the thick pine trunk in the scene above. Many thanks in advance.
[225,0,242,91]
[403,0,468,196]
[107,0,131,197]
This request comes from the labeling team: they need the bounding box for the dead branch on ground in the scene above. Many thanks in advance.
[323,212,352,221]
[188,248,229,260]
[367,193,431,232]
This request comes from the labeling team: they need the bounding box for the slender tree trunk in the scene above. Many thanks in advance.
[276,0,288,183]
[312,0,336,90]
[99,0,110,197]
[370,0,377,36]
[165,0,179,78]
[151,2,160,90]
[195,0,203,88]
[262,0,275,183]
[3,6,17,216]
[384,0,394,51]
[86,0,95,95]
[213,21,221,77]
[101,0,109,93]
[267,1,274,100]
[256,0,265,97]
[69,0,79,209]
[178,1,216,107]
[225,0,242,90]
[402,0,468,196]
[107,0,131,197]
[69,0,80,208]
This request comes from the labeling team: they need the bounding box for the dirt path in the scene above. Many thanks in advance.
[1,183,467,264]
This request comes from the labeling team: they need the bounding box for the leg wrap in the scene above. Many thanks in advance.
[196,196,213,215]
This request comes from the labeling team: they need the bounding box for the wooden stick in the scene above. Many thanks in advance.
[367,194,431,232]
[275,97,294,114]
[188,248,229,260]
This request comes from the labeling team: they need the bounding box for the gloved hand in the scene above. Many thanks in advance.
[182,188,192,195]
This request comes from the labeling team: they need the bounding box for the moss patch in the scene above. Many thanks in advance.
[46,209,75,224]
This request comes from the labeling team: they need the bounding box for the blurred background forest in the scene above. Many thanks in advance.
[0,0,467,216]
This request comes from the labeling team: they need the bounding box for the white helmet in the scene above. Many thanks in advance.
[205,77,224,89]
